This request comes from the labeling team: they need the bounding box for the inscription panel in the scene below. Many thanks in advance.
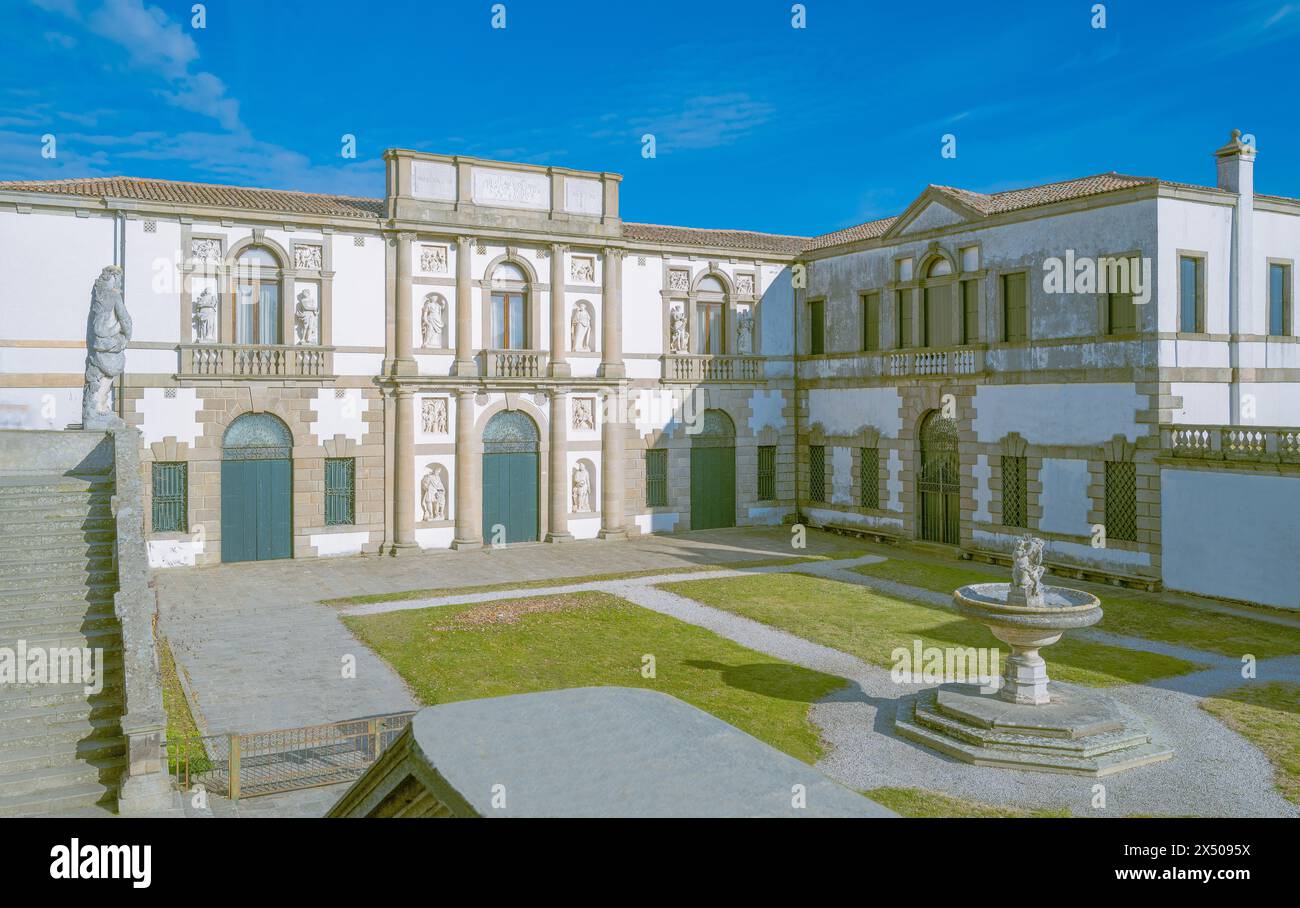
[473,166,550,211]
[411,161,457,201]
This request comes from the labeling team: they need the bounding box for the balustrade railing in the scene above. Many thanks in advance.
[886,345,985,378]
[1166,424,1300,463]
[178,344,332,379]
[661,354,765,382]
[483,349,548,378]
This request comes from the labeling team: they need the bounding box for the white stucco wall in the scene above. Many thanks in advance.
[972,383,1144,445]
[807,387,902,437]
[1037,457,1091,536]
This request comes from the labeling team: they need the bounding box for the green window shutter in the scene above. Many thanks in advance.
[859,447,879,509]
[1105,461,1138,541]
[1269,263,1291,336]
[324,457,356,526]
[809,300,825,354]
[757,445,776,501]
[863,293,880,351]
[1001,455,1027,528]
[898,290,912,348]
[961,280,979,344]
[809,445,826,502]
[151,462,187,533]
[1107,292,1137,334]
[645,449,668,507]
[1179,256,1202,333]
[1002,273,1027,341]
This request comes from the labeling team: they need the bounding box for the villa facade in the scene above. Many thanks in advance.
[1,132,1296,607]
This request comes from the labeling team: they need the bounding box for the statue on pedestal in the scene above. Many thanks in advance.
[82,265,131,429]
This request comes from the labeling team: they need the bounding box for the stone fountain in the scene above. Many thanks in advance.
[894,534,1173,776]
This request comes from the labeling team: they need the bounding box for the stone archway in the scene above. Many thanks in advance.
[220,411,293,562]
[916,410,960,545]
[481,409,540,544]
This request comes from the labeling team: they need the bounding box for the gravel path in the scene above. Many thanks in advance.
[342,554,1299,817]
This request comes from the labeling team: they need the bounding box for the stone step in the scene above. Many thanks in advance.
[0,708,122,747]
[0,663,125,712]
[0,526,117,548]
[0,566,117,591]
[0,596,116,621]
[0,540,114,566]
[0,580,118,606]
[0,736,125,775]
[0,622,123,653]
[0,694,123,737]
[0,603,119,637]
[0,756,124,802]
[0,473,111,492]
[0,779,117,817]
[0,489,113,512]
[0,557,115,581]
[912,699,1153,758]
[0,515,116,538]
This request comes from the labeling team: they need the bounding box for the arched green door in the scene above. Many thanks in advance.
[482,410,539,544]
[917,410,960,545]
[690,409,736,530]
[221,412,293,563]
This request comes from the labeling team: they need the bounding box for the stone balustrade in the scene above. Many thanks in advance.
[1165,424,1300,462]
[178,343,333,379]
[886,345,985,378]
[483,348,549,379]
[661,354,765,383]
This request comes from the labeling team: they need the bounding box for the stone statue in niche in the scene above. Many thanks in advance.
[192,287,218,342]
[571,397,594,431]
[570,302,592,352]
[82,265,131,429]
[422,397,448,435]
[1009,534,1047,607]
[294,288,319,345]
[421,294,446,348]
[735,307,754,354]
[669,304,689,353]
[571,462,591,513]
[421,466,447,522]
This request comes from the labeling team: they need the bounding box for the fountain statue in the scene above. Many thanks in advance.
[893,534,1172,775]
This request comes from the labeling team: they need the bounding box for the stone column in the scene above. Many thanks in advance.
[598,390,626,539]
[546,389,572,542]
[451,389,482,549]
[549,243,571,378]
[599,247,625,378]
[392,388,416,552]
[452,235,477,377]
[393,232,416,376]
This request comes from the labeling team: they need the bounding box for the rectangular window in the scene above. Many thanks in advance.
[809,445,826,502]
[1105,461,1138,542]
[1179,255,1203,333]
[645,449,668,507]
[1107,291,1137,335]
[1269,263,1292,336]
[1001,455,1027,529]
[324,457,356,526]
[808,300,825,354]
[859,447,879,510]
[862,292,880,351]
[697,302,724,354]
[961,280,979,344]
[1002,272,1027,341]
[923,284,952,347]
[757,445,776,501]
[897,290,913,348]
[491,292,527,348]
[151,462,187,533]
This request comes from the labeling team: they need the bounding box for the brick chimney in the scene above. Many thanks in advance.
[1215,128,1256,194]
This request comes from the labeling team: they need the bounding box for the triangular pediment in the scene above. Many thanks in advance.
[883,187,985,240]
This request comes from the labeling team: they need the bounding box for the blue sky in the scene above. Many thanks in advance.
[3,0,1299,236]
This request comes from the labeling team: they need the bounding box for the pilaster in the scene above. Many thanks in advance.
[546,388,573,541]
[452,235,477,377]
[452,388,483,548]
[549,243,572,378]
[599,247,625,378]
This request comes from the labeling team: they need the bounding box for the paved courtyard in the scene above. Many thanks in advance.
[155,527,1300,818]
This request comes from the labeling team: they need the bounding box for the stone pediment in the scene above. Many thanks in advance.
[892,198,969,236]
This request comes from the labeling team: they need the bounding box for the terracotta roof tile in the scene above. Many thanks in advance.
[0,176,385,218]
[620,222,807,254]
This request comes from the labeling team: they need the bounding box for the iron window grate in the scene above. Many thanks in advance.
[757,445,776,501]
[1105,461,1138,541]
[809,445,826,503]
[860,447,879,509]
[645,449,668,507]
[325,457,356,526]
[151,462,187,533]
[1001,455,1027,528]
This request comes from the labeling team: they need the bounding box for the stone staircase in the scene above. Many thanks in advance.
[0,470,126,815]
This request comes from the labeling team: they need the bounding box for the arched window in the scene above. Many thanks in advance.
[491,262,529,349]
[234,246,282,344]
[921,255,958,347]
[695,274,727,355]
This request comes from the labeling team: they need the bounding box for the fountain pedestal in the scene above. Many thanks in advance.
[891,537,1173,776]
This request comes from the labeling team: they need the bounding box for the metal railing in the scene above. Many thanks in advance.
[165,711,415,799]
[661,353,765,382]
[178,343,333,379]
[483,348,548,378]
[1165,424,1300,463]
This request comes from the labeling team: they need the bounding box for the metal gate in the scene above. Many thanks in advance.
[917,410,960,545]
[481,410,539,544]
[690,409,736,530]
[220,412,293,563]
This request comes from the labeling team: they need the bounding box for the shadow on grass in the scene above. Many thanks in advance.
[684,659,847,702]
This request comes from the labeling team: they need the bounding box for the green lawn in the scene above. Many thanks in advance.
[1200,682,1300,805]
[324,545,870,607]
[660,573,1202,686]
[866,786,1069,818]
[852,558,1300,659]
[159,636,210,775]
[343,590,847,763]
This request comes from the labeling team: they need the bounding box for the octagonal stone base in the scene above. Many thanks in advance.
[894,683,1173,777]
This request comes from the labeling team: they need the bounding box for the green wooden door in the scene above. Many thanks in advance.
[221,458,292,562]
[690,446,736,530]
[482,451,538,544]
